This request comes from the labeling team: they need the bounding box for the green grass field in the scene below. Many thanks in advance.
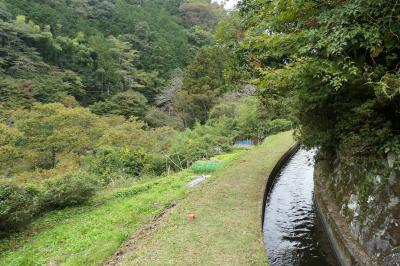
[0,132,294,266]
[119,131,294,265]
[0,150,244,266]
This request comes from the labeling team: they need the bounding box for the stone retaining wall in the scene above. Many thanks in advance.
[314,167,377,266]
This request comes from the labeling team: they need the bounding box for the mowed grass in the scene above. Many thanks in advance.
[120,131,295,266]
[0,150,244,266]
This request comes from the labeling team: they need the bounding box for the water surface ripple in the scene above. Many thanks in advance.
[263,149,337,266]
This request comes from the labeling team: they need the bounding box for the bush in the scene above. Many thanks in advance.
[41,173,96,209]
[266,119,292,135]
[208,97,292,141]
[144,153,166,176]
[169,124,232,167]
[144,107,184,130]
[86,147,151,182]
[0,181,40,232]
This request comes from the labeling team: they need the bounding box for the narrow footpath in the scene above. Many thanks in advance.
[108,131,295,266]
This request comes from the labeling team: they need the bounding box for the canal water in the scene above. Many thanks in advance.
[263,149,337,266]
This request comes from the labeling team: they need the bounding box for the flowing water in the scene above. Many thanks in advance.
[263,149,337,266]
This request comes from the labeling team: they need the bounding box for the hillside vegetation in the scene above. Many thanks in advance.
[0,0,292,238]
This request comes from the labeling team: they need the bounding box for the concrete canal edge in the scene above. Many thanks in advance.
[261,143,300,228]
[261,142,379,266]
[314,168,378,266]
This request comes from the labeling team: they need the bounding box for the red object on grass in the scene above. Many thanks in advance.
[187,213,195,221]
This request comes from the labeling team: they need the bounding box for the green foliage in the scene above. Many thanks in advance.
[179,0,224,30]
[239,0,400,160]
[207,97,290,142]
[13,103,105,170]
[0,0,224,107]
[99,119,175,154]
[86,147,151,182]
[0,0,282,237]
[266,119,292,135]
[169,123,233,167]
[0,123,22,176]
[0,181,40,232]
[174,12,250,126]
[90,90,148,119]
[176,45,233,125]
[144,107,184,129]
[234,97,264,139]
[239,0,400,229]
[41,172,96,209]
[0,0,269,239]
[0,163,202,265]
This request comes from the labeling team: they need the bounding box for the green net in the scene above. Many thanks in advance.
[191,160,224,174]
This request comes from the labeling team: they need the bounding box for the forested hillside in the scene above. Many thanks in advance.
[0,0,292,236]
[0,0,222,108]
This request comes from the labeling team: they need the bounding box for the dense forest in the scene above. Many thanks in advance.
[0,0,291,233]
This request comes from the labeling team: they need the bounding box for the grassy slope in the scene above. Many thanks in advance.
[119,131,295,265]
[0,151,245,266]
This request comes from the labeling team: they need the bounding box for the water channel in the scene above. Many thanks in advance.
[263,149,338,266]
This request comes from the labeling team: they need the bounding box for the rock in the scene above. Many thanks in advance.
[368,195,375,204]
[387,153,396,168]
[374,175,382,184]
[389,197,399,209]
[389,171,397,186]
[340,203,346,216]
[376,238,391,253]
[350,220,361,239]
[348,194,359,217]
[383,253,400,266]
[367,236,391,255]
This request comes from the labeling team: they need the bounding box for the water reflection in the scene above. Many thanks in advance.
[263,149,337,266]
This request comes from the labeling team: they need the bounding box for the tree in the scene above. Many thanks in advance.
[176,44,233,126]
[13,103,105,169]
[239,3,400,260]
[90,90,148,119]
[239,0,400,158]
[179,0,224,30]
[0,123,22,175]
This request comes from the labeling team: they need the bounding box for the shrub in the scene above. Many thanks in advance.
[144,107,184,130]
[86,147,151,182]
[266,119,292,135]
[169,124,232,167]
[0,181,40,232]
[144,153,166,176]
[41,172,96,209]
[208,97,292,141]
